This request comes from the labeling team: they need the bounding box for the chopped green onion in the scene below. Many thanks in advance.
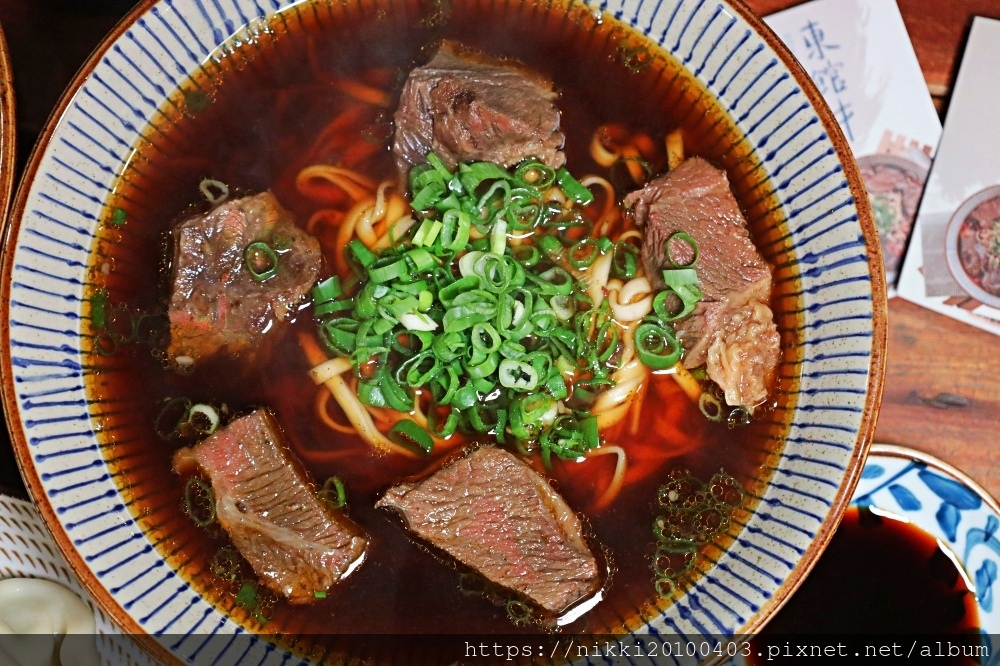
[490,218,508,255]
[199,178,229,205]
[313,298,354,317]
[635,322,682,370]
[568,238,600,268]
[405,247,436,272]
[368,257,408,283]
[186,403,220,435]
[555,167,595,205]
[389,419,434,454]
[536,267,573,295]
[427,152,451,179]
[653,276,702,322]
[537,235,563,257]
[244,242,278,281]
[662,267,699,289]
[698,392,722,422]
[665,231,699,268]
[498,359,539,391]
[346,239,377,274]
[459,161,510,193]
[440,209,471,251]
[318,476,347,509]
[235,581,258,609]
[411,180,444,210]
[412,219,443,247]
[312,276,343,303]
[512,244,540,267]
[550,295,576,321]
[514,160,556,190]
[308,156,686,462]
[379,365,414,412]
[184,477,215,527]
[111,207,127,226]
[90,290,108,330]
[399,312,438,331]
[611,241,639,279]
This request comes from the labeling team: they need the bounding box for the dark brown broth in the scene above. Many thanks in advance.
[85,0,800,649]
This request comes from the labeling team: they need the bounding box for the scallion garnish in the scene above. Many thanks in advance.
[244,241,279,281]
[184,477,216,527]
[665,231,699,268]
[90,290,108,330]
[310,154,709,458]
[389,419,434,454]
[186,403,220,435]
[318,476,348,509]
[634,321,682,370]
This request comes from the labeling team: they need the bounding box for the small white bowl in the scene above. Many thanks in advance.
[0,494,154,666]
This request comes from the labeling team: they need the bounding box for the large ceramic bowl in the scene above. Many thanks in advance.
[0,0,884,663]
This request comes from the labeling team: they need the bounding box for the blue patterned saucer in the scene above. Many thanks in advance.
[855,445,1000,635]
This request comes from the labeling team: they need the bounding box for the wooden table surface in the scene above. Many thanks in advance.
[2,0,1000,500]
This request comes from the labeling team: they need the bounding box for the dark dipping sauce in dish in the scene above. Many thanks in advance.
[83,0,802,655]
[752,506,981,663]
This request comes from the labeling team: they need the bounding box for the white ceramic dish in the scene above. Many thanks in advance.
[855,445,1000,638]
[0,494,154,666]
[0,0,884,663]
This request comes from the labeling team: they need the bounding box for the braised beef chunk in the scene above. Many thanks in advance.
[393,41,566,180]
[625,158,780,409]
[168,191,321,365]
[377,446,600,615]
[172,409,367,604]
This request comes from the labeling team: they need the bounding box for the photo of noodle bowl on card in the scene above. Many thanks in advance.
[857,153,928,285]
[945,185,1000,308]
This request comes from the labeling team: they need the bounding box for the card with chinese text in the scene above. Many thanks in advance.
[896,17,1000,334]
[765,0,941,287]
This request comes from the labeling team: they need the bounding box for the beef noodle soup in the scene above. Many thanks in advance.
[84,0,800,651]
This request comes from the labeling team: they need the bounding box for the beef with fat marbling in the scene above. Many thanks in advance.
[377,446,601,615]
[393,41,566,181]
[168,191,321,365]
[172,409,367,604]
[624,157,780,409]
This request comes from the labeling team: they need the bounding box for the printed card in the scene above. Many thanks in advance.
[896,17,1000,333]
[765,0,942,288]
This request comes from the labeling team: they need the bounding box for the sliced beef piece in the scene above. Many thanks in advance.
[172,409,367,604]
[625,157,780,409]
[168,191,321,365]
[377,446,600,615]
[393,40,566,182]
